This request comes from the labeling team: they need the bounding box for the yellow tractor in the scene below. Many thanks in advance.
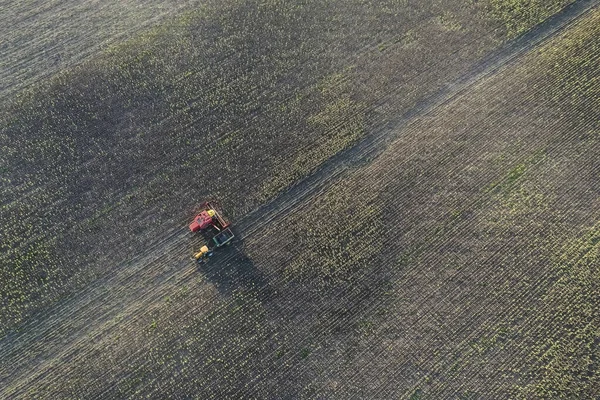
[194,245,213,264]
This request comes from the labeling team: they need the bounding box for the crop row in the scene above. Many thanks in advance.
[3,5,599,397]
[0,0,516,338]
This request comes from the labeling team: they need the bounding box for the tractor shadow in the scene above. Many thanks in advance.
[196,239,273,300]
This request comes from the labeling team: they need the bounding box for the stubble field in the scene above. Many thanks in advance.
[1,0,598,398]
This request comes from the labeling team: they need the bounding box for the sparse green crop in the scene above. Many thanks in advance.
[258,179,384,287]
[0,0,514,337]
[516,224,600,398]
[1,1,598,399]
[488,0,575,38]
[537,9,600,110]
[258,70,366,201]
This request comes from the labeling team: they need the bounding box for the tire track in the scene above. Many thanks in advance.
[52,15,600,396]
[238,114,600,398]
[1,0,599,396]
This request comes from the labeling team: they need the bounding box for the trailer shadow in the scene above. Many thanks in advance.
[196,242,272,300]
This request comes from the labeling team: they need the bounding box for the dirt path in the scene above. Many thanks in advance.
[1,0,599,396]
[236,0,600,235]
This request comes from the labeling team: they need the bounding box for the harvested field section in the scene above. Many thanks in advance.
[2,4,598,398]
[1,0,509,335]
[0,0,203,99]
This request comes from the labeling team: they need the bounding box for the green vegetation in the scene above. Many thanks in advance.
[503,17,600,396]
[488,0,575,38]
[484,150,546,194]
[0,0,505,336]
[259,70,366,201]
[1,0,598,398]
[270,180,383,287]
[518,225,600,398]
[537,9,600,109]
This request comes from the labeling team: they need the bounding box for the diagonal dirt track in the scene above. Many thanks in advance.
[1,0,599,395]
[236,0,600,235]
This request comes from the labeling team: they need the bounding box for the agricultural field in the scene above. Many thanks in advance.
[1,0,599,398]
[2,0,507,336]
[0,0,207,99]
